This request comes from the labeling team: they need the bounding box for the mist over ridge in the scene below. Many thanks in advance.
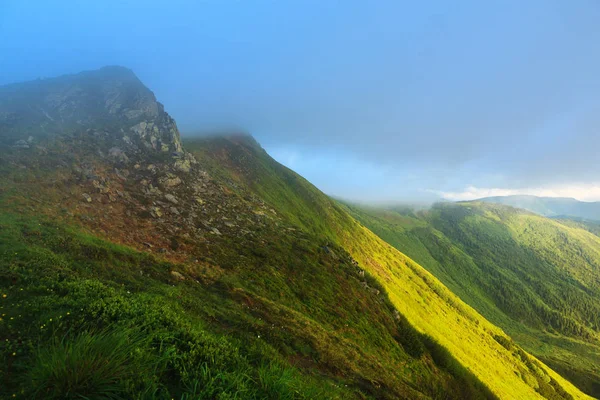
[2,0,600,202]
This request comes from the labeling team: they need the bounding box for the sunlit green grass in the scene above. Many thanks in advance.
[0,135,591,399]
[184,136,591,400]
[344,200,600,397]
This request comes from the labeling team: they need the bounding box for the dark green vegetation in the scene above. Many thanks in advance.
[0,67,589,399]
[0,206,370,399]
[186,137,585,400]
[478,195,600,222]
[345,201,600,397]
[0,160,499,400]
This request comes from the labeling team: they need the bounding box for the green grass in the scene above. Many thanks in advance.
[0,133,590,399]
[27,327,155,399]
[0,209,355,399]
[344,201,600,398]
[185,136,589,400]
[0,189,498,399]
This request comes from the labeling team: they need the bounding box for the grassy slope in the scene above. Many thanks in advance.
[554,218,600,239]
[345,201,600,397]
[0,139,507,399]
[478,196,600,222]
[186,136,590,400]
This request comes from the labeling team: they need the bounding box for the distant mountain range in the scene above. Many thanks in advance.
[475,195,600,221]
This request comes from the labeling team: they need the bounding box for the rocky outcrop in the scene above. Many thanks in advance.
[0,67,281,260]
[0,66,183,153]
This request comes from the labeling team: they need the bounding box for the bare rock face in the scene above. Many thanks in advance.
[0,66,183,153]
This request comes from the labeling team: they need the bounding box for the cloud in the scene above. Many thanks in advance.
[266,145,440,203]
[438,184,600,202]
[2,0,600,202]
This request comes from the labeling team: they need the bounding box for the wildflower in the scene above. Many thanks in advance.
[12,352,16,356]
[66,312,70,315]
[2,294,6,298]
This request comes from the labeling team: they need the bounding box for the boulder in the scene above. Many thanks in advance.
[170,270,185,281]
[164,194,178,204]
[108,147,128,163]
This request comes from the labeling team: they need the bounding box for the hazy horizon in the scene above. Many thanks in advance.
[2,0,599,202]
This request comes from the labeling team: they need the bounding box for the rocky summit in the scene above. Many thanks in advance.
[0,66,182,153]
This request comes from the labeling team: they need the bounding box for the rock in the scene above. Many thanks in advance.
[34,145,48,155]
[164,194,178,204]
[114,168,129,180]
[82,193,92,203]
[224,221,236,228]
[92,180,109,193]
[359,270,365,278]
[108,147,128,163]
[0,67,185,155]
[129,115,183,153]
[211,227,222,235]
[144,184,162,196]
[170,207,180,215]
[170,270,185,281]
[174,158,191,173]
[13,139,29,149]
[159,174,182,188]
[393,310,401,321]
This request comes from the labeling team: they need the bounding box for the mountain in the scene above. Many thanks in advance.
[0,67,589,399]
[345,201,600,397]
[477,195,600,221]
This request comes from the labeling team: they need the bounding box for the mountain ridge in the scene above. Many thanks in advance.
[345,200,600,397]
[475,195,600,221]
[0,67,590,399]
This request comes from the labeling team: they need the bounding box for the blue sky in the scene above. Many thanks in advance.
[2,0,600,202]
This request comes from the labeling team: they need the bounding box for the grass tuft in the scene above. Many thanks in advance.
[27,327,154,399]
